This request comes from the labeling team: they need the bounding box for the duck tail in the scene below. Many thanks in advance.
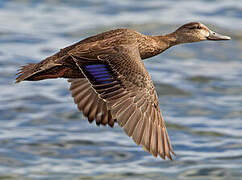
[16,54,86,83]
[15,62,66,83]
[16,63,38,83]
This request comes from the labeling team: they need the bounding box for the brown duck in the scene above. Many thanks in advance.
[16,22,230,159]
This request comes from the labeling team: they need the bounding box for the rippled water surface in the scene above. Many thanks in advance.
[0,0,242,179]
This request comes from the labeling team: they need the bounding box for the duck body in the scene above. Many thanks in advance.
[16,22,230,159]
[17,28,166,82]
[63,28,170,60]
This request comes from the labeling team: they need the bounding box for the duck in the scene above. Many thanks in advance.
[16,22,230,160]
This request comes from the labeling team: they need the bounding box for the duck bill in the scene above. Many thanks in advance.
[207,30,231,41]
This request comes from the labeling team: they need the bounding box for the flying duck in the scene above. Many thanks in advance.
[16,22,230,159]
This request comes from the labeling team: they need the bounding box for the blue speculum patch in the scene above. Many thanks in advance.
[83,64,113,84]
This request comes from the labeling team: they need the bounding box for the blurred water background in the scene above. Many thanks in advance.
[0,0,242,179]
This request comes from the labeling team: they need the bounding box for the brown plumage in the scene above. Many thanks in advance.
[16,22,230,159]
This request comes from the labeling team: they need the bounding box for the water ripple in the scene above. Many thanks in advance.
[0,0,241,179]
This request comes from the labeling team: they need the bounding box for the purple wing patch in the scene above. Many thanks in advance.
[83,64,113,84]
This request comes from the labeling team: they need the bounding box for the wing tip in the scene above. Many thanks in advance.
[142,145,175,160]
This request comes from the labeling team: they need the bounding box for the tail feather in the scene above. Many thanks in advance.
[16,62,82,83]
[15,63,64,83]
[16,55,85,83]
[16,63,38,83]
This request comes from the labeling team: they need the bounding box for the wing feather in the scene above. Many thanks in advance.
[68,78,115,127]
[68,44,174,159]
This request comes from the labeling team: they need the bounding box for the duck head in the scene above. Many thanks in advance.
[173,22,231,44]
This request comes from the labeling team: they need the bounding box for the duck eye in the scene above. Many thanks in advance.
[197,26,201,29]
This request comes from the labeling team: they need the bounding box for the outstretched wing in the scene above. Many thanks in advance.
[69,44,175,159]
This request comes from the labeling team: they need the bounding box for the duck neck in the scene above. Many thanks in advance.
[140,32,179,60]
[155,32,178,50]
[140,32,179,59]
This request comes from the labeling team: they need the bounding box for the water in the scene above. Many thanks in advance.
[0,0,241,179]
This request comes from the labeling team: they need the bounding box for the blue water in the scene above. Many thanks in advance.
[0,0,241,179]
